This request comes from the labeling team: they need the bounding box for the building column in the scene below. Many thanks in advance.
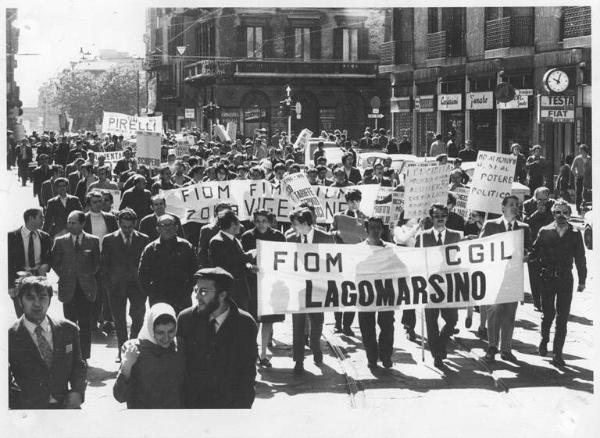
[495,71,503,153]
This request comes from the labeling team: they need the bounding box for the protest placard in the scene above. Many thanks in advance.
[101,111,163,135]
[372,186,394,224]
[466,152,516,214]
[226,122,237,142]
[174,135,190,158]
[257,230,524,315]
[293,128,313,151]
[281,172,325,220]
[97,151,124,163]
[136,131,162,167]
[214,124,231,142]
[451,187,470,219]
[389,191,404,225]
[403,164,451,218]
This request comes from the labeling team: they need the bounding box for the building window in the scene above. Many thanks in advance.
[428,8,439,34]
[195,22,215,57]
[343,28,358,61]
[246,27,263,58]
[294,28,311,60]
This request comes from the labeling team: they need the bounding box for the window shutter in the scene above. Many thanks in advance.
[263,26,273,58]
[310,26,321,59]
[333,27,343,59]
[358,28,369,59]
[284,26,294,58]
[236,26,246,57]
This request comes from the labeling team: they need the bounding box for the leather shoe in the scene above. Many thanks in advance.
[440,350,447,360]
[334,325,343,333]
[293,361,304,374]
[368,361,379,370]
[342,327,355,337]
[500,351,517,362]
[477,327,488,340]
[259,358,273,368]
[382,358,393,368]
[483,346,497,362]
[552,353,566,367]
[313,352,323,365]
[433,357,445,369]
[538,341,548,357]
[465,317,472,329]
[406,330,417,342]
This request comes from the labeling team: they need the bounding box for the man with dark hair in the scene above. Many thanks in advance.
[8,208,53,317]
[480,195,530,362]
[88,165,118,192]
[525,145,547,194]
[16,139,33,186]
[362,162,392,186]
[40,165,64,210]
[177,267,257,408]
[313,141,325,166]
[52,210,101,361]
[151,166,176,195]
[32,154,52,203]
[398,135,412,154]
[101,209,150,361]
[43,177,84,237]
[570,144,592,214]
[119,175,152,220]
[356,217,396,369]
[417,203,462,369]
[429,133,445,157]
[287,208,336,373]
[530,200,586,367]
[9,276,87,409]
[341,152,362,184]
[139,214,198,314]
[208,210,257,312]
[113,148,133,175]
[139,194,184,241]
[74,164,98,205]
[67,158,86,195]
[457,139,478,163]
[316,164,332,186]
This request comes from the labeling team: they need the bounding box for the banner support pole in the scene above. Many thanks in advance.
[420,307,425,362]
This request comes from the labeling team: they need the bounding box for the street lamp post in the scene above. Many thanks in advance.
[286,85,292,144]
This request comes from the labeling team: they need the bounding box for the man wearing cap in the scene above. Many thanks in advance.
[177,267,257,408]
[9,276,87,409]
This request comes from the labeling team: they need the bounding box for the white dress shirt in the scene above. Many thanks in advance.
[301,228,315,244]
[431,227,447,244]
[20,227,41,268]
[502,217,516,231]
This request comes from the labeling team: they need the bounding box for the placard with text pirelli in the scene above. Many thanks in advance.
[538,95,575,123]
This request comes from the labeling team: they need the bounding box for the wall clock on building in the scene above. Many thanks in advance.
[543,68,570,93]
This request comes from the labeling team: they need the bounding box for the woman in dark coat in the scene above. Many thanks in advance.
[113,303,185,408]
[241,209,286,368]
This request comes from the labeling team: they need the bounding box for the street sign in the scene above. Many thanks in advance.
[372,108,380,114]
[495,83,516,103]
[295,102,302,114]
[184,108,195,119]
[370,96,381,109]
[368,114,384,119]
[177,46,187,55]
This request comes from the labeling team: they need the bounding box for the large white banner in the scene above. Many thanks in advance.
[97,151,124,163]
[403,164,451,218]
[101,111,163,135]
[467,152,516,214]
[136,131,162,167]
[257,231,525,315]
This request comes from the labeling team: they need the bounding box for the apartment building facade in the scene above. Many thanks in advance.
[380,6,591,181]
[144,7,390,139]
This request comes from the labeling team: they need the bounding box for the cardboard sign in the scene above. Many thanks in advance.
[281,172,325,220]
[403,164,452,218]
[466,151,516,214]
[293,129,313,151]
[136,131,162,167]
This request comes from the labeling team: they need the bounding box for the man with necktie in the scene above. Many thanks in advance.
[9,276,87,409]
[8,208,53,317]
[415,203,463,369]
[480,195,530,362]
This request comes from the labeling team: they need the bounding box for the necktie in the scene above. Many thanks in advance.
[125,236,131,248]
[28,232,36,269]
[208,318,217,337]
[507,223,513,231]
[436,232,443,245]
[74,236,80,252]
[35,325,53,368]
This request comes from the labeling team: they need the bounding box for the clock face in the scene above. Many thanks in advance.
[546,69,570,93]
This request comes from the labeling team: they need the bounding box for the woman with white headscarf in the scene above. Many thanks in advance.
[113,303,185,408]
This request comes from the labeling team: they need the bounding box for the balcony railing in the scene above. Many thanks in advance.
[426,30,465,59]
[184,57,379,80]
[561,6,591,39]
[380,41,414,65]
[485,16,534,51]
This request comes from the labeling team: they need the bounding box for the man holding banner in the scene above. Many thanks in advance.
[481,195,530,362]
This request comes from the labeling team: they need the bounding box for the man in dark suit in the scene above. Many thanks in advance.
[66,142,88,164]
[139,194,185,241]
[529,200,587,367]
[416,203,462,369]
[139,214,198,314]
[197,202,238,267]
[480,195,531,362]
[113,148,133,175]
[522,186,554,221]
[16,139,33,186]
[177,267,257,408]
[101,209,149,361]
[40,165,63,210]
[67,158,85,195]
[208,210,257,313]
[287,208,336,374]
[74,164,98,206]
[341,152,362,184]
[43,177,84,238]
[361,162,392,186]
[9,276,87,409]
[32,154,52,203]
[52,210,101,360]
[119,175,152,220]
[8,208,53,317]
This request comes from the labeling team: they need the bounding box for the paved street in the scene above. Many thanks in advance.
[3,169,596,434]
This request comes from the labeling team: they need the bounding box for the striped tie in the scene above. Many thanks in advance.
[35,325,53,368]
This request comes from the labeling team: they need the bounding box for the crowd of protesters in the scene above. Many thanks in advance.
[7,125,588,409]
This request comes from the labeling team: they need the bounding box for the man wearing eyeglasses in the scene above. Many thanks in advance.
[480,195,531,363]
[177,267,257,408]
[529,200,586,367]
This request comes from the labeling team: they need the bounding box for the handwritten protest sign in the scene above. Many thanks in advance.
[257,230,524,315]
[282,173,325,220]
[403,164,451,218]
[174,135,191,157]
[466,152,516,214]
[226,122,237,142]
[136,131,162,167]
[293,128,313,151]
[451,187,470,219]
[390,191,404,225]
[102,111,162,135]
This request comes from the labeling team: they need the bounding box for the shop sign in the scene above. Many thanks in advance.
[415,95,435,113]
[538,94,575,123]
[466,92,493,110]
[391,97,411,113]
[438,94,462,111]
[497,90,529,110]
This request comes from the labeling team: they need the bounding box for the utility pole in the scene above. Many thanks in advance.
[286,85,292,143]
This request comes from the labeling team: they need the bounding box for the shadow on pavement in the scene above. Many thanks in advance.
[87,365,118,388]
[568,314,593,326]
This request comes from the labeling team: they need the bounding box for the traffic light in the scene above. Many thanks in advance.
[202,103,221,120]
[280,98,291,117]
